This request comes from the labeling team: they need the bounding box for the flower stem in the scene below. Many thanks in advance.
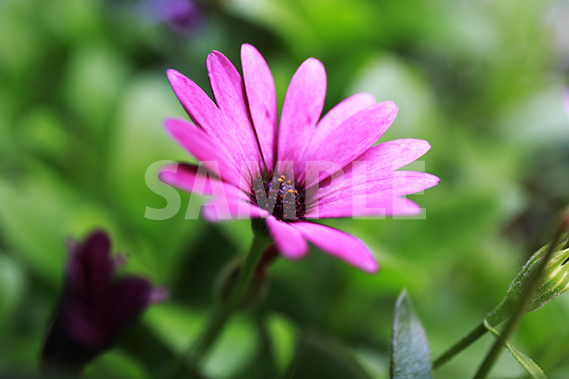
[433,322,487,369]
[433,304,510,369]
[472,214,569,379]
[167,231,270,379]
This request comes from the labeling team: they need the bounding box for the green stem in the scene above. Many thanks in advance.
[472,219,567,379]
[433,322,487,369]
[167,231,270,379]
[433,301,510,369]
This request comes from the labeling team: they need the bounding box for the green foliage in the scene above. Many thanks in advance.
[391,290,432,379]
[1,0,569,377]
[484,321,547,379]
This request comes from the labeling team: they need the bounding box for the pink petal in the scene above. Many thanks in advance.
[265,216,308,259]
[310,139,432,201]
[166,70,256,181]
[241,44,278,171]
[313,171,440,208]
[159,163,249,200]
[292,222,378,273]
[202,197,268,222]
[302,101,398,187]
[311,92,376,148]
[360,171,440,197]
[164,118,245,189]
[207,51,263,179]
[166,69,219,132]
[305,196,422,218]
[277,58,326,179]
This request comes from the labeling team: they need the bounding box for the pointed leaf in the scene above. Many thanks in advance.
[391,290,432,379]
[483,320,547,379]
[266,313,298,376]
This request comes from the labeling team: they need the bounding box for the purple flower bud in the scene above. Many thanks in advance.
[41,230,166,373]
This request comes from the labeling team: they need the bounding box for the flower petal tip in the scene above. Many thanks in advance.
[241,43,257,55]
[363,259,380,274]
[157,166,178,184]
[166,68,184,84]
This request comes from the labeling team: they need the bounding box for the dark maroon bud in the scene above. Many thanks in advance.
[40,230,167,375]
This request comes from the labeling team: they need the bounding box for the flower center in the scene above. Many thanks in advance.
[252,175,306,221]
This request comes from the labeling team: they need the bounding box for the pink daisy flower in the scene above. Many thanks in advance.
[160,44,439,273]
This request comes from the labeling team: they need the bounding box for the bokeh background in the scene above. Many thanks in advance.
[2,0,569,378]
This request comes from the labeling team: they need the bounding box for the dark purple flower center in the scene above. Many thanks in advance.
[252,175,306,221]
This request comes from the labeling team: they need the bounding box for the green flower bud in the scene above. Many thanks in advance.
[487,235,569,326]
[213,245,278,310]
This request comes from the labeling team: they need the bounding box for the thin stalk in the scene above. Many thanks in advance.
[433,322,487,369]
[167,232,270,379]
[472,215,568,379]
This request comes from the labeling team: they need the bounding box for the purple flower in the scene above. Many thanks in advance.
[160,44,439,273]
[41,230,166,370]
[144,0,202,35]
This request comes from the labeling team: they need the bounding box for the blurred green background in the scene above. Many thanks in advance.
[1,0,569,378]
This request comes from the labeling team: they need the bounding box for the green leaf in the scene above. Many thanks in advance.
[83,350,150,379]
[391,290,432,379]
[0,253,26,331]
[283,335,372,379]
[483,320,547,379]
[144,303,258,379]
[266,313,298,375]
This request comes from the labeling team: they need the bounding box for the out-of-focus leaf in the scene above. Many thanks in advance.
[0,0,43,78]
[108,73,202,283]
[84,349,151,379]
[0,253,26,331]
[39,0,103,43]
[225,0,321,57]
[354,348,389,379]
[348,54,437,139]
[266,312,298,375]
[0,170,77,284]
[484,320,547,379]
[15,106,67,161]
[64,42,130,135]
[144,303,258,378]
[498,87,569,147]
[284,335,372,379]
[391,290,432,379]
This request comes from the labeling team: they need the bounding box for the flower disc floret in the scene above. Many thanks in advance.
[252,175,306,221]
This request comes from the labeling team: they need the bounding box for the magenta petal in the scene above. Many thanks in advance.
[167,70,253,180]
[166,69,219,132]
[68,231,114,305]
[292,222,378,273]
[266,216,308,259]
[305,196,422,218]
[310,92,376,148]
[277,58,326,179]
[159,163,249,199]
[303,101,398,187]
[241,44,278,171]
[363,171,440,197]
[352,139,432,173]
[164,118,245,189]
[310,139,432,201]
[313,171,439,208]
[202,198,269,222]
[207,51,263,178]
[110,277,153,334]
